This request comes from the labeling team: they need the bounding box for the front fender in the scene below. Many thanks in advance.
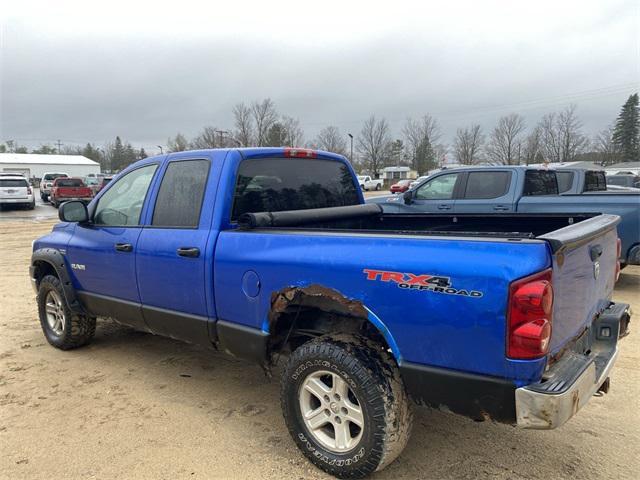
[31,248,86,315]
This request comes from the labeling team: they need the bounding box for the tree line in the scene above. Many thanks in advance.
[1,93,637,175]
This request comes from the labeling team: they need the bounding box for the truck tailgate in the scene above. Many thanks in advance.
[57,187,92,198]
[539,214,620,355]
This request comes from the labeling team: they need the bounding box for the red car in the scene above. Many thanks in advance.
[390,179,413,193]
[50,178,94,208]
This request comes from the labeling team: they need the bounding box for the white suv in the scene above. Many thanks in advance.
[0,175,35,210]
[40,172,69,201]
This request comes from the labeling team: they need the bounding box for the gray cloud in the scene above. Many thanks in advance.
[1,2,637,154]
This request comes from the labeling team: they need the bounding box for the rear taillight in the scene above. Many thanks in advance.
[507,269,553,359]
[284,147,317,158]
[27,186,32,194]
[615,238,622,283]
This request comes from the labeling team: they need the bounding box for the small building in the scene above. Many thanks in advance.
[380,166,417,181]
[0,153,101,180]
[605,161,640,176]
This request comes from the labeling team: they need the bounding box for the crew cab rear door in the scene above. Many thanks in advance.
[136,153,222,345]
[453,169,515,213]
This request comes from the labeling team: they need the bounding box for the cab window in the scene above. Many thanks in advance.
[415,173,459,200]
[94,164,158,226]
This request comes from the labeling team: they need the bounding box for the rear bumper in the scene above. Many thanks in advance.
[515,302,630,429]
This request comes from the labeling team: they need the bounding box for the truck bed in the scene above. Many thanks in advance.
[238,204,599,240]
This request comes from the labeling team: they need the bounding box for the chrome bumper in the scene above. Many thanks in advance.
[515,348,618,429]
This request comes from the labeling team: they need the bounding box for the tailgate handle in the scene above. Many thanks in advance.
[590,244,603,261]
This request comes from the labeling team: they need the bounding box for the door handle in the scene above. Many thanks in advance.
[114,243,133,252]
[177,247,200,258]
[493,205,510,211]
[437,204,451,210]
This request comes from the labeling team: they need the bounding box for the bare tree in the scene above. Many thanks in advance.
[251,98,278,146]
[454,124,484,165]
[314,126,347,155]
[281,115,304,147]
[357,115,391,177]
[593,125,619,166]
[522,126,543,164]
[557,104,588,161]
[167,133,189,152]
[539,105,587,162]
[190,126,219,149]
[233,103,254,147]
[486,113,526,165]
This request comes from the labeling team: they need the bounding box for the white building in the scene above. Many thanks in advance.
[380,166,418,180]
[0,153,101,179]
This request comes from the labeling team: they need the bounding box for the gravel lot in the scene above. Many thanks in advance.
[1,218,638,479]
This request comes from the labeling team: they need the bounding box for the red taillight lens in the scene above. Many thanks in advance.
[507,269,553,359]
[284,147,317,158]
[615,238,622,283]
[27,186,32,194]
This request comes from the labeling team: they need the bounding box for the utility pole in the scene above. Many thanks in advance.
[214,130,230,147]
[347,133,354,164]
[56,139,63,154]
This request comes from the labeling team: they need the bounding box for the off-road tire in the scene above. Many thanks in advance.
[37,275,96,350]
[281,335,413,478]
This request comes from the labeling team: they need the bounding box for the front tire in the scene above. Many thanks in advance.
[37,275,96,350]
[281,335,412,478]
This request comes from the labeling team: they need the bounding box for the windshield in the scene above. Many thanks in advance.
[44,173,68,181]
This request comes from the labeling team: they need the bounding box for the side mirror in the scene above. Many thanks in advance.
[59,201,89,223]
[403,190,413,204]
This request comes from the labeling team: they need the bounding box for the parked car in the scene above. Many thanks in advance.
[409,175,429,189]
[357,175,383,191]
[390,179,412,193]
[0,175,35,209]
[606,174,640,189]
[371,166,640,265]
[49,177,93,208]
[30,148,630,478]
[40,172,69,201]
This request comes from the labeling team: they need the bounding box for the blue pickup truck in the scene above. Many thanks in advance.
[372,166,640,266]
[30,148,631,478]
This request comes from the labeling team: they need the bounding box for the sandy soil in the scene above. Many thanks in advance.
[1,219,639,479]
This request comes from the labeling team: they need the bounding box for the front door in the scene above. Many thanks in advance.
[136,157,217,345]
[65,162,159,330]
[409,172,462,212]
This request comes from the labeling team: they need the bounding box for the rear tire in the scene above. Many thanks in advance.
[37,275,96,350]
[375,184,381,191]
[281,335,412,478]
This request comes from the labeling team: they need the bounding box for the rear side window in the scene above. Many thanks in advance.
[556,171,574,193]
[463,171,511,199]
[231,158,359,220]
[584,171,607,192]
[523,171,558,196]
[0,179,28,187]
[56,179,83,187]
[152,160,210,228]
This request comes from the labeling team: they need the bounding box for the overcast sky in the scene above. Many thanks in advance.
[1,0,638,155]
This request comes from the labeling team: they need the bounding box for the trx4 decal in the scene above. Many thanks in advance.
[363,269,483,298]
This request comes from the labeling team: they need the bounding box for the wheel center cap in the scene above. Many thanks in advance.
[330,402,339,413]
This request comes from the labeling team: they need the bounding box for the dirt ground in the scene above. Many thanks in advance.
[1,219,639,480]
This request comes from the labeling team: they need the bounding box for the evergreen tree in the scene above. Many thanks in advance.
[612,93,639,161]
[111,136,127,171]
